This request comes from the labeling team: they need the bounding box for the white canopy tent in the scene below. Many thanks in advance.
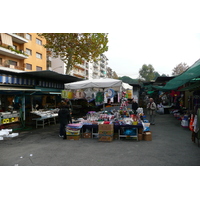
[64,78,133,111]
[65,78,123,90]
[122,82,133,90]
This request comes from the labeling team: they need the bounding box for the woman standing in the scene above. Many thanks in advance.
[58,103,72,139]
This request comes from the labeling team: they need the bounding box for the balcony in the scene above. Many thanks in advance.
[0,46,28,59]
[74,64,85,70]
[100,63,105,68]
[73,73,85,79]
[0,63,25,71]
[7,33,28,44]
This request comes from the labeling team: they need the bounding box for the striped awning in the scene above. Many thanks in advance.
[0,33,13,46]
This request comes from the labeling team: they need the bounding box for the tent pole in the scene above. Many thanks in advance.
[103,88,105,111]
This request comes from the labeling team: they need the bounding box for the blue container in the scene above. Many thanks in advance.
[123,128,137,136]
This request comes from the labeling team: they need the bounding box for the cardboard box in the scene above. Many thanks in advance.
[98,135,113,142]
[67,135,81,140]
[98,124,114,131]
[66,129,80,135]
[138,128,143,134]
[82,132,92,138]
[143,131,152,141]
[98,130,114,136]
[138,134,143,141]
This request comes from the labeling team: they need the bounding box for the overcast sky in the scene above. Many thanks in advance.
[105,33,200,78]
[3,0,200,80]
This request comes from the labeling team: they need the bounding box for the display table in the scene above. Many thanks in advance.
[81,123,143,140]
[32,115,57,128]
[31,110,58,128]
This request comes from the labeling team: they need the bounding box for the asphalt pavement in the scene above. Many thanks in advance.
[0,113,199,166]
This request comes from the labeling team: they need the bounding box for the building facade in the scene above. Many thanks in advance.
[51,53,110,80]
[0,33,46,72]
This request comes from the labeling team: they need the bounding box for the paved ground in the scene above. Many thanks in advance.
[0,113,199,166]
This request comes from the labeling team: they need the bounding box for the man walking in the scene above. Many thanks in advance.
[147,98,156,125]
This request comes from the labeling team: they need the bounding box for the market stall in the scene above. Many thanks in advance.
[64,105,151,141]
[63,78,133,112]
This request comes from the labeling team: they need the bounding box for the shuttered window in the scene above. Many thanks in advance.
[0,33,13,46]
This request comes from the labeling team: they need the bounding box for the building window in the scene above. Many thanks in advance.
[26,33,32,40]
[9,60,17,66]
[36,38,42,45]
[36,52,42,59]
[26,48,32,56]
[26,63,32,70]
[0,58,2,65]
[36,66,42,71]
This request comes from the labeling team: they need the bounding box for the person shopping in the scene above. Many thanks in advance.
[131,99,138,114]
[58,102,72,139]
[147,98,156,125]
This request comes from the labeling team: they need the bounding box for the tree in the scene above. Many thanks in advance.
[172,62,189,76]
[119,76,139,84]
[139,64,155,81]
[154,71,160,80]
[112,71,119,79]
[38,33,108,74]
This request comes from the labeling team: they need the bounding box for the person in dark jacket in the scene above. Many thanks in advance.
[58,103,72,139]
[131,99,138,114]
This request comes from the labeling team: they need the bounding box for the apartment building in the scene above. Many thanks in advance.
[0,33,46,71]
[51,54,108,80]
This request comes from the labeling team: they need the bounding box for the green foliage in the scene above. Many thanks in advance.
[38,33,108,74]
[154,71,160,80]
[119,76,139,84]
[139,64,155,81]
[0,45,28,56]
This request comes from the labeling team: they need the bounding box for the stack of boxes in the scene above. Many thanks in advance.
[66,128,81,140]
[98,124,114,142]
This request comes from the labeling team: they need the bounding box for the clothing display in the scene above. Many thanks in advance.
[84,88,95,102]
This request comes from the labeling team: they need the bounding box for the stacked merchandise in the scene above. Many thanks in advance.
[66,123,83,140]
[140,119,152,141]
[98,124,114,142]
[181,115,189,128]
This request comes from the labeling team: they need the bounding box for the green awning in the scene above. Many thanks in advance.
[178,81,200,91]
[161,59,200,91]
[147,91,154,94]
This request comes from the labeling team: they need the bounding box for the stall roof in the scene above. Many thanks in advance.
[154,76,175,83]
[20,70,83,83]
[0,86,40,91]
[178,81,200,91]
[65,78,122,90]
[160,59,200,91]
